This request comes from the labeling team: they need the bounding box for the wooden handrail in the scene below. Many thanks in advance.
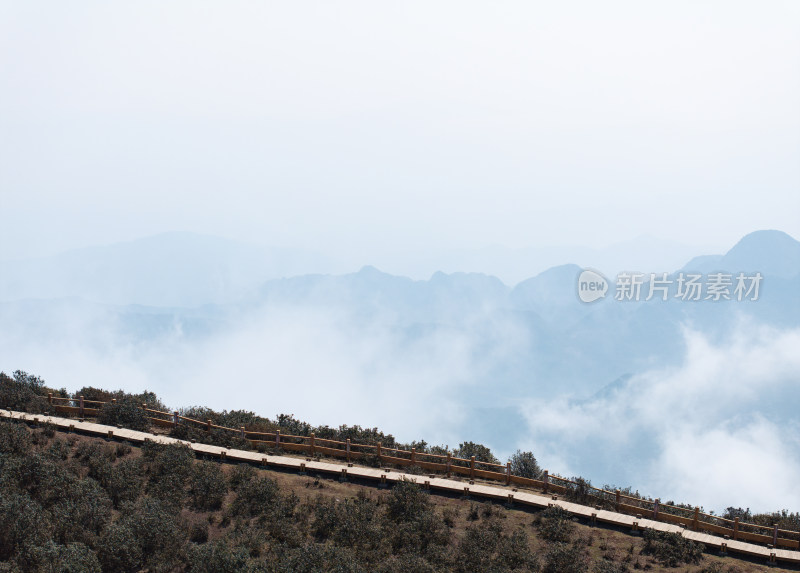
[27,392,800,546]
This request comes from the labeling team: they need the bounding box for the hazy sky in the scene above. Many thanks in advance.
[1,1,798,261]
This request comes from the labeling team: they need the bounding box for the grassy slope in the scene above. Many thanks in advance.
[1,420,794,573]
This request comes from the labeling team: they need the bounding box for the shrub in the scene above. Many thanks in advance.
[144,442,195,508]
[594,559,631,573]
[537,505,575,542]
[509,450,542,480]
[541,542,587,573]
[229,463,257,492]
[74,440,115,486]
[386,480,431,523]
[456,521,502,571]
[97,396,150,431]
[311,498,382,550]
[28,541,101,573]
[47,438,71,460]
[0,371,52,414]
[452,441,499,465]
[187,540,250,573]
[0,421,32,454]
[100,497,186,571]
[0,492,49,560]
[231,476,279,517]
[641,528,703,566]
[497,528,537,571]
[384,483,450,556]
[563,476,593,505]
[49,477,113,545]
[98,522,144,572]
[105,457,146,509]
[189,461,228,511]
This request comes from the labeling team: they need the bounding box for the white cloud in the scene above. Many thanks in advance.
[518,323,800,512]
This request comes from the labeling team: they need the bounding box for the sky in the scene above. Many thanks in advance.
[1,1,799,262]
[1,1,800,513]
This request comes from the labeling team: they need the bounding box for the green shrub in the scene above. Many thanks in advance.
[187,540,250,573]
[497,528,537,571]
[310,498,382,550]
[231,476,279,517]
[98,523,144,572]
[47,438,71,460]
[49,477,112,545]
[105,458,146,509]
[0,371,52,414]
[189,461,228,511]
[641,528,703,566]
[541,542,587,573]
[144,442,195,508]
[97,396,151,431]
[594,559,631,573]
[563,476,593,505]
[537,505,575,542]
[28,541,101,573]
[100,497,186,571]
[452,441,499,465]
[0,421,32,454]
[509,450,542,480]
[0,492,50,560]
[229,463,257,491]
[386,480,431,523]
[455,521,502,572]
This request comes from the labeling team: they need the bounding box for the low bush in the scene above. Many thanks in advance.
[541,542,588,573]
[97,396,151,431]
[641,528,703,566]
[536,505,575,542]
[231,476,279,517]
[189,461,228,511]
[0,420,32,454]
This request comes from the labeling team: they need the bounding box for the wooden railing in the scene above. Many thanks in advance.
[40,392,800,550]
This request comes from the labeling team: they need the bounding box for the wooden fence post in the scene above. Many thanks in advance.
[310,433,316,455]
[446,452,452,477]
[543,470,549,494]
[470,456,475,480]
[346,439,351,463]
[206,419,211,432]
[773,524,778,547]
[111,398,116,405]
[173,411,179,427]
[79,395,84,417]
[48,392,53,405]
[240,426,245,439]
[411,447,416,465]
[733,516,739,540]
[615,489,621,511]
[692,507,699,531]
[506,462,511,486]
[376,441,381,462]
[276,429,281,448]
[654,498,659,520]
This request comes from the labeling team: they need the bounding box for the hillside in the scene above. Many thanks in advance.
[3,371,800,572]
[0,418,791,573]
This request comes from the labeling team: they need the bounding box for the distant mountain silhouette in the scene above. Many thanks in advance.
[0,232,337,306]
[1,229,798,471]
[681,230,800,278]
